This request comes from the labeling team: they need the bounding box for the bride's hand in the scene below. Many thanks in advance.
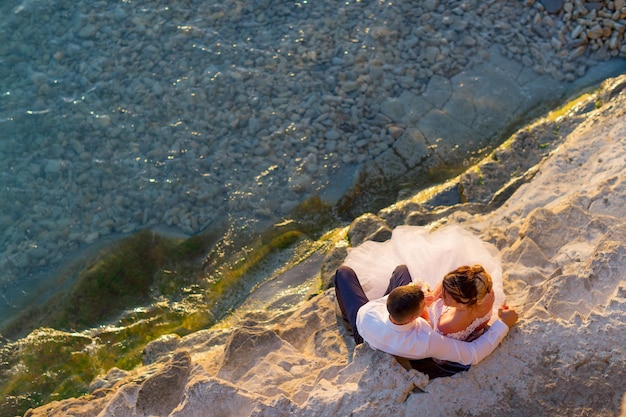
[497,304,519,328]
[411,281,436,306]
[431,282,443,300]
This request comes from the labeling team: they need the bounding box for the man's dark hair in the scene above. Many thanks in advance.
[386,285,424,324]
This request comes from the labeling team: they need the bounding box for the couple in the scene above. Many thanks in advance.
[334,224,519,378]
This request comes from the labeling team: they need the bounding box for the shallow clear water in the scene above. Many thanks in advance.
[1,0,624,331]
[0,0,376,323]
[0,0,326,317]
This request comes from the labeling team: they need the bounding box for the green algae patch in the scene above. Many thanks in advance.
[0,230,215,417]
[1,229,222,340]
[203,225,308,301]
[1,231,167,337]
[288,195,340,238]
[60,230,170,328]
[546,91,596,121]
[0,217,328,417]
[0,299,213,417]
[0,329,99,417]
[200,196,340,312]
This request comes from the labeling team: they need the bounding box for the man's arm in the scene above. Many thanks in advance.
[423,320,508,365]
[424,306,519,365]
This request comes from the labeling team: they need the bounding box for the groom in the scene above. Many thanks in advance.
[334,264,519,378]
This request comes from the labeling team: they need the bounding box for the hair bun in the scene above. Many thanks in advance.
[471,265,484,274]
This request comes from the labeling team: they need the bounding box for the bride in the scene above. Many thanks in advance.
[428,264,495,341]
[342,224,504,341]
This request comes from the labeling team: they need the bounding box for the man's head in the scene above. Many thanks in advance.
[386,285,425,325]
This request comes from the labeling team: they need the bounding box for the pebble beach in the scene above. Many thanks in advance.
[2,0,626,321]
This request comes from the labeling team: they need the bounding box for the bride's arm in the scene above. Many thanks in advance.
[431,282,443,300]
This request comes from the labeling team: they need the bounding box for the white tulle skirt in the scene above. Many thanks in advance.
[343,224,505,317]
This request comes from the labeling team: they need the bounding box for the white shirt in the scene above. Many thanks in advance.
[356,296,509,365]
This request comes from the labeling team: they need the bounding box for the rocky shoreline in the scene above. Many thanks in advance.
[13,72,626,417]
[3,0,626,323]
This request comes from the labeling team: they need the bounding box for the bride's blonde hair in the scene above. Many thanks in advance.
[442,265,492,306]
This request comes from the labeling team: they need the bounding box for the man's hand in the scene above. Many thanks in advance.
[497,304,519,328]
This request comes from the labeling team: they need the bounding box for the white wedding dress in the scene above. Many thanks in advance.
[343,224,505,323]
